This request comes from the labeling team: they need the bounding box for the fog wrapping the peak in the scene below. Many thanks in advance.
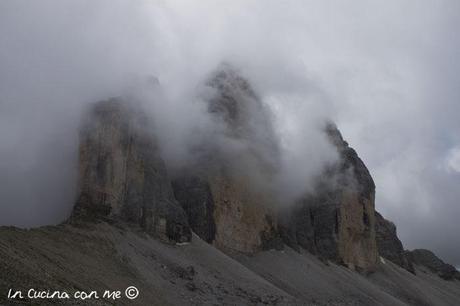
[1,1,459,266]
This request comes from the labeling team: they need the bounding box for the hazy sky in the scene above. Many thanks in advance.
[0,1,459,267]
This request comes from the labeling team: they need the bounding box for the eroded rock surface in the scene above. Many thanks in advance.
[171,176,216,244]
[71,98,191,242]
[280,123,378,271]
[172,65,282,253]
[172,66,379,269]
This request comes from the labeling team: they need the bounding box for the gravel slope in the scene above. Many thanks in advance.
[0,222,459,305]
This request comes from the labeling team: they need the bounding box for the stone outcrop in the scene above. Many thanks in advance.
[171,66,379,270]
[5,61,460,305]
[172,65,282,253]
[375,211,414,273]
[173,172,282,253]
[71,98,191,242]
[407,249,460,280]
[69,65,404,273]
[279,123,378,271]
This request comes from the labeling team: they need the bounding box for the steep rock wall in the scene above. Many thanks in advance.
[172,66,379,268]
[172,65,282,253]
[71,98,191,242]
[280,124,379,271]
[71,66,380,270]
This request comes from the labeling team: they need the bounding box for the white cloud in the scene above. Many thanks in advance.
[446,147,460,173]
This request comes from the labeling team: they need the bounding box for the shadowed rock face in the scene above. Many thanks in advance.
[375,211,415,273]
[71,98,191,243]
[206,64,280,176]
[171,176,216,243]
[407,249,460,280]
[70,66,394,272]
[172,65,283,253]
[280,123,378,271]
[172,66,379,269]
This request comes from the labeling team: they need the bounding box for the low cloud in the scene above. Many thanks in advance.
[445,147,460,173]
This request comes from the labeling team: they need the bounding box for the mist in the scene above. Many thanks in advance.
[1,1,460,266]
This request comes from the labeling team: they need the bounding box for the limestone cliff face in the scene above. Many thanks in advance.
[208,175,281,253]
[172,66,379,267]
[171,176,216,244]
[71,66,378,268]
[71,98,191,242]
[172,65,282,253]
[375,211,414,273]
[338,190,377,271]
[280,123,378,271]
[172,173,280,253]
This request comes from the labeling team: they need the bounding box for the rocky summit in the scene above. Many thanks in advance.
[172,65,282,254]
[1,65,459,305]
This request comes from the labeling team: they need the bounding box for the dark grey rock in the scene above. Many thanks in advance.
[279,189,340,260]
[172,64,282,253]
[375,211,414,273]
[71,98,191,243]
[407,249,460,280]
[171,176,216,243]
[279,123,378,271]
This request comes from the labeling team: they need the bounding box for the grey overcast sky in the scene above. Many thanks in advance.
[0,1,459,267]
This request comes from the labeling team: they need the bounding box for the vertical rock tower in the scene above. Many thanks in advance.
[72,98,191,242]
[70,65,379,272]
[172,64,282,253]
[280,123,379,271]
